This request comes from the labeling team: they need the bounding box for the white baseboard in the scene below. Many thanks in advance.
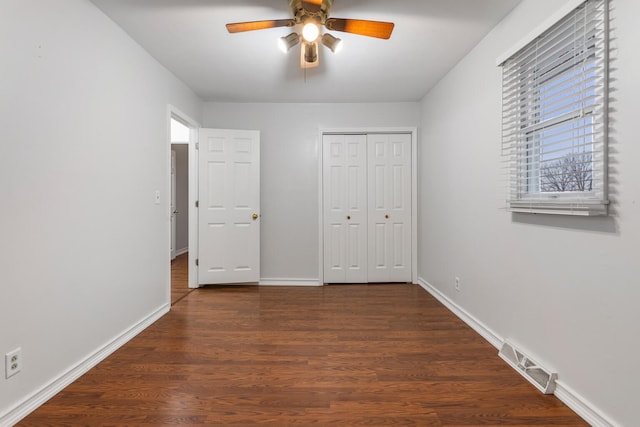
[175,247,188,257]
[554,381,617,427]
[417,277,616,427]
[417,278,502,349]
[259,278,322,287]
[0,304,170,427]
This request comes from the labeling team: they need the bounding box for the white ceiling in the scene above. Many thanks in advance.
[90,0,521,103]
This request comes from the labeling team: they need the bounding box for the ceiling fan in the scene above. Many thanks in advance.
[226,0,395,68]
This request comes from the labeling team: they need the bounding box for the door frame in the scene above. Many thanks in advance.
[170,149,177,261]
[167,105,200,294]
[317,127,418,285]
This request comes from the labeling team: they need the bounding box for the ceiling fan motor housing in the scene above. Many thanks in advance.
[290,0,333,25]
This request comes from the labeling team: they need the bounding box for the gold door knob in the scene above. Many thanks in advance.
[252,213,259,220]
[385,214,389,219]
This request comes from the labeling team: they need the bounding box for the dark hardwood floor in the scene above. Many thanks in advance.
[171,252,192,305]
[20,282,587,426]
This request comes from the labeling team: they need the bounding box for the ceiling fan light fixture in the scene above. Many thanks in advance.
[302,22,320,43]
[322,33,343,53]
[302,41,318,65]
[278,32,300,53]
[225,0,396,69]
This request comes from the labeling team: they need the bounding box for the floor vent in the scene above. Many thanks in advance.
[498,340,557,394]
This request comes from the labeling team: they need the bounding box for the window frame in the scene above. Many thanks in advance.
[500,0,609,216]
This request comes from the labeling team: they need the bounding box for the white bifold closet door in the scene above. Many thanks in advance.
[323,135,368,283]
[366,134,412,282]
[322,133,411,283]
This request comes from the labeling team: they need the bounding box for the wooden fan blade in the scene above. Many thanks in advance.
[226,19,295,33]
[325,18,395,39]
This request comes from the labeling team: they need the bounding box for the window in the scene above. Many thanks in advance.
[501,0,609,215]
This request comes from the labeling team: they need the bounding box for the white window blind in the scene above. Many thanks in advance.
[501,0,609,216]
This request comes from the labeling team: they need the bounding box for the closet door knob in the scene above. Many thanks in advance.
[385,214,389,219]
[252,213,259,220]
[347,216,351,220]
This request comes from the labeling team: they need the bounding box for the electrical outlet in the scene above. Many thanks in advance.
[455,277,461,292]
[5,348,21,379]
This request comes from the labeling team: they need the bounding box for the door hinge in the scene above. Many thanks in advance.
[195,200,199,208]
[195,258,199,266]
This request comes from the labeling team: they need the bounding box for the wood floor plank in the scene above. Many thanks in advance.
[171,252,192,305]
[19,282,588,426]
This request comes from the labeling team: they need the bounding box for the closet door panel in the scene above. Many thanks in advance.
[323,134,367,283]
[367,134,412,282]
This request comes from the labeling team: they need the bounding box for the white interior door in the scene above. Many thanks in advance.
[367,134,412,283]
[170,150,177,261]
[198,128,260,285]
[322,134,368,283]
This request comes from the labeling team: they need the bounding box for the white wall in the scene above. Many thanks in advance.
[172,144,189,253]
[0,0,202,422]
[418,0,639,425]
[203,102,420,281]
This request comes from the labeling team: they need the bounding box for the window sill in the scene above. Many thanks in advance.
[508,200,609,216]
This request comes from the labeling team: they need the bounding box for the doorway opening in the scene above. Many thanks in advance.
[168,108,199,304]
